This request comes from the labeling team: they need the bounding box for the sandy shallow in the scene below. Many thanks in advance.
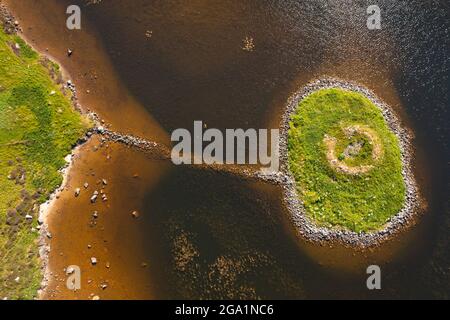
[37,145,84,298]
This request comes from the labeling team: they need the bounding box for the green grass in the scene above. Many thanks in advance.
[287,88,406,233]
[0,28,90,299]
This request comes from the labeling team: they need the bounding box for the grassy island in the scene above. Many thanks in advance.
[287,88,406,233]
[0,28,89,299]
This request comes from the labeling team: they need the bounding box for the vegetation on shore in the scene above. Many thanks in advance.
[0,27,90,299]
[287,88,406,233]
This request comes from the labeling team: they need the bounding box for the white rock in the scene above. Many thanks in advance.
[90,194,98,203]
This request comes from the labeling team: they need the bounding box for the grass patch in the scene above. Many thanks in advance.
[0,28,90,299]
[287,88,406,233]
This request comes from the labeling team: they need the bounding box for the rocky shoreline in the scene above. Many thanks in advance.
[91,126,172,160]
[0,4,99,298]
[0,3,20,34]
[1,4,174,298]
[36,145,86,298]
[277,78,423,248]
[36,114,97,299]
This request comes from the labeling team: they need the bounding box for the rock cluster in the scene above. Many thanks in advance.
[93,127,172,159]
[0,4,20,34]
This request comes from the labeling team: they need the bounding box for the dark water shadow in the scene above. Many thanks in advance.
[138,166,312,299]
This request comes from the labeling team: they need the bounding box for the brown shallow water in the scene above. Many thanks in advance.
[42,137,170,299]
[4,0,449,299]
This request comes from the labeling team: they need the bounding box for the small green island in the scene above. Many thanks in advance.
[0,26,89,299]
[287,87,407,234]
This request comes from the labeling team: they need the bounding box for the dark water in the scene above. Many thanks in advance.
[16,0,450,298]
